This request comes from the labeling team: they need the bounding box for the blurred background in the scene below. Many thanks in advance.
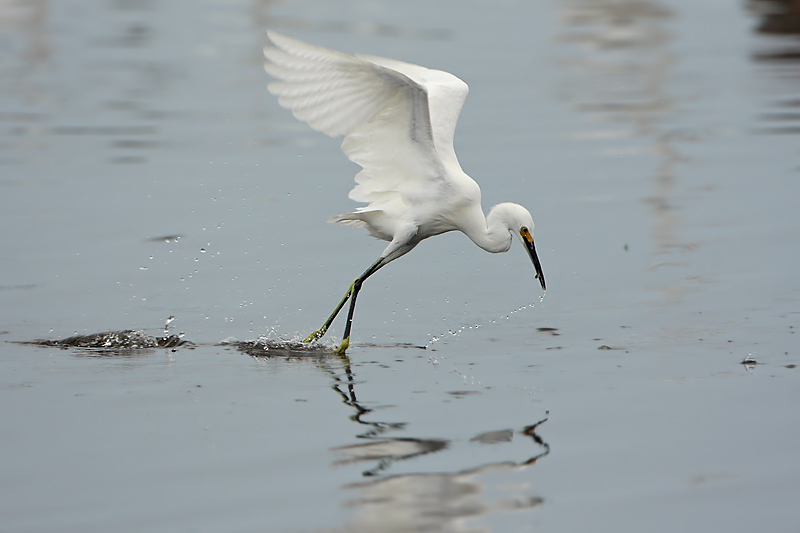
[1,1,799,532]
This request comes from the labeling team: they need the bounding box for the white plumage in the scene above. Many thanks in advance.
[263,31,545,352]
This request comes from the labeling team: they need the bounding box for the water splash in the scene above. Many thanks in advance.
[741,353,758,373]
[26,329,192,351]
[228,328,337,357]
[425,302,538,349]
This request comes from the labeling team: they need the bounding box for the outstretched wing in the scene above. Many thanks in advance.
[263,32,469,230]
[354,53,469,170]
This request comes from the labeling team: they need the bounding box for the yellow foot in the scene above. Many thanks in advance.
[336,338,349,356]
[303,329,324,343]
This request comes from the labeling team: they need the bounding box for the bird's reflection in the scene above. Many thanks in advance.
[0,0,49,67]
[747,0,800,137]
[557,0,683,252]
[243,342,549,531]
[556,0,700,306]
[252,0,453,41]
[748,0,800,35]
[335,416,549,533]
[327,354,408,441]
[332,438,449,477]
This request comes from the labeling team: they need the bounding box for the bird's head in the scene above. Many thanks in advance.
[495,203,546,291]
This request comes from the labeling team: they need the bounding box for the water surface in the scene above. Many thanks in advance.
[1,0,799,531]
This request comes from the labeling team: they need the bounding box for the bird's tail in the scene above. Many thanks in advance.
[328,212,364,226]
[329,212,390,241]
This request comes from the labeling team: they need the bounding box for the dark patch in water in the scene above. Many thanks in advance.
[0,284,38,291]
[228,338,334,358]
[147,234,183,243]
[333,438,449,477]
[358,342,427,350]
[470,429,514,444]
[25,330,191,350]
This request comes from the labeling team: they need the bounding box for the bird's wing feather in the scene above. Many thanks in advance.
[264,31,407,138]
[264,32,469,227]
[355,53,469,168]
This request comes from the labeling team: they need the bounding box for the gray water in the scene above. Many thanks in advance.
[2,0,799,531]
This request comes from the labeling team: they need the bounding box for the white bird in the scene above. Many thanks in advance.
[263,31,546,354]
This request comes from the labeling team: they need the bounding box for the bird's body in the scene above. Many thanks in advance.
[263,32,545,353]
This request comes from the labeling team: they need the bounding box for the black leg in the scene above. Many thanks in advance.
[302,285,353,343]
[337,258,385,354]
[303,257,385,347]
[341,278,363,342]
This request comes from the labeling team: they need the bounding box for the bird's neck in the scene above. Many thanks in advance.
[465,206,513,254]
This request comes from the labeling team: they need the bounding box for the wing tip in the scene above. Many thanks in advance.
[265,29,289,48]
[264,30,282,56]
[329,213,363,225]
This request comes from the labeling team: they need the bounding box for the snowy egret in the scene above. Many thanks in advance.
[263,31,546,354]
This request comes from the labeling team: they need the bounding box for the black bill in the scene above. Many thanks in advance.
[520,228,546,291]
